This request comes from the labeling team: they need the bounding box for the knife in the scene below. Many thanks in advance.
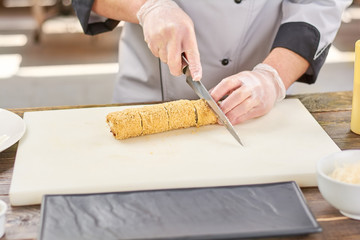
[181,54,243,146]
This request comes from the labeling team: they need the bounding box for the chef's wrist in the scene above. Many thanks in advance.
[92,0,147,23]
[253,63,286,102]
[262,47,310,89]
[136,0,179,26]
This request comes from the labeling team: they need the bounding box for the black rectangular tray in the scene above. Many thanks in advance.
[39,181,321,240]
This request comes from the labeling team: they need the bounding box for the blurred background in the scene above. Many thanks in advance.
[0,0,360,109]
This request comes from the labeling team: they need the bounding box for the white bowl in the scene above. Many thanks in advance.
[317,150,360,220]
[0,200,7,238]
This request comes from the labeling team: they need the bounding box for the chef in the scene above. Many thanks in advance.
[72,0,351,125]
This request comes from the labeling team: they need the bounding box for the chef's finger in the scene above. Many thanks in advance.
[232,106,266,125]
[183,33,202,81]
[167,38,183,76]
[158,47,168,64]
[183,50,202,81]
[208,87,214,94]
[225,97,257,125]
[147,41,160,58]
[219,85,253,114]
[211,76,242,102]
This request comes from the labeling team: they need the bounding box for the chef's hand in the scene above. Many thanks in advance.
[211,63,286,125]
[136,0,202,81]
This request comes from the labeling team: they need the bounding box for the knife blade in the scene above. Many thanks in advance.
[181,54,243,146]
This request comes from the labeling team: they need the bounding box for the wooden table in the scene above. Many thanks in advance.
[0,91,359,240]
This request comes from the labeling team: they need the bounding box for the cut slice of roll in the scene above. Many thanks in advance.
[106,99,218,140]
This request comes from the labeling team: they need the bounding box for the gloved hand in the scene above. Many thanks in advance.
[210,63,286,125]
[136,0,202,80]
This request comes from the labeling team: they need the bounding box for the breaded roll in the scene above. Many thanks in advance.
[106,108,142,140]
[192,99,218,127]
[106,99,218,140]
[163,100,196,130]
[138,104,169,135]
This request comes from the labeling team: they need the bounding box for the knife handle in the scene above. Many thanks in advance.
[181,53,190,75]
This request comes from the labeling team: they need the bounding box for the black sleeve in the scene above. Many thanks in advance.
[271,22,330,84]
[72,0,120,36]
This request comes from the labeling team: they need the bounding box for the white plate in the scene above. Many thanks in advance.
[0,109,26,152]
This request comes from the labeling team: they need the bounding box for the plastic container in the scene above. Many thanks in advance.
[351,40,360,134]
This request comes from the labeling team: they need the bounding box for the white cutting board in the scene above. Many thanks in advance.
[10,99,340,206]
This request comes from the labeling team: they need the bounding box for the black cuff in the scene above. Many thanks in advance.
[272,22,330,84]
[72,0,120,35]
[85,19,120,35]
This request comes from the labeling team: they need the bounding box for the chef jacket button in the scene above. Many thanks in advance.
[234,0,242,4]
[221,58,230,66]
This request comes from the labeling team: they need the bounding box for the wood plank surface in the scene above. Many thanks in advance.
[0,91,359,240]
[289,91,353,112]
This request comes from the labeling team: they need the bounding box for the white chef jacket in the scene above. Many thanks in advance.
[72,0,351,103]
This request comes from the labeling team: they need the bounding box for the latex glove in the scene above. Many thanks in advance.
[136,0,202,80]
[211,63,286,125]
